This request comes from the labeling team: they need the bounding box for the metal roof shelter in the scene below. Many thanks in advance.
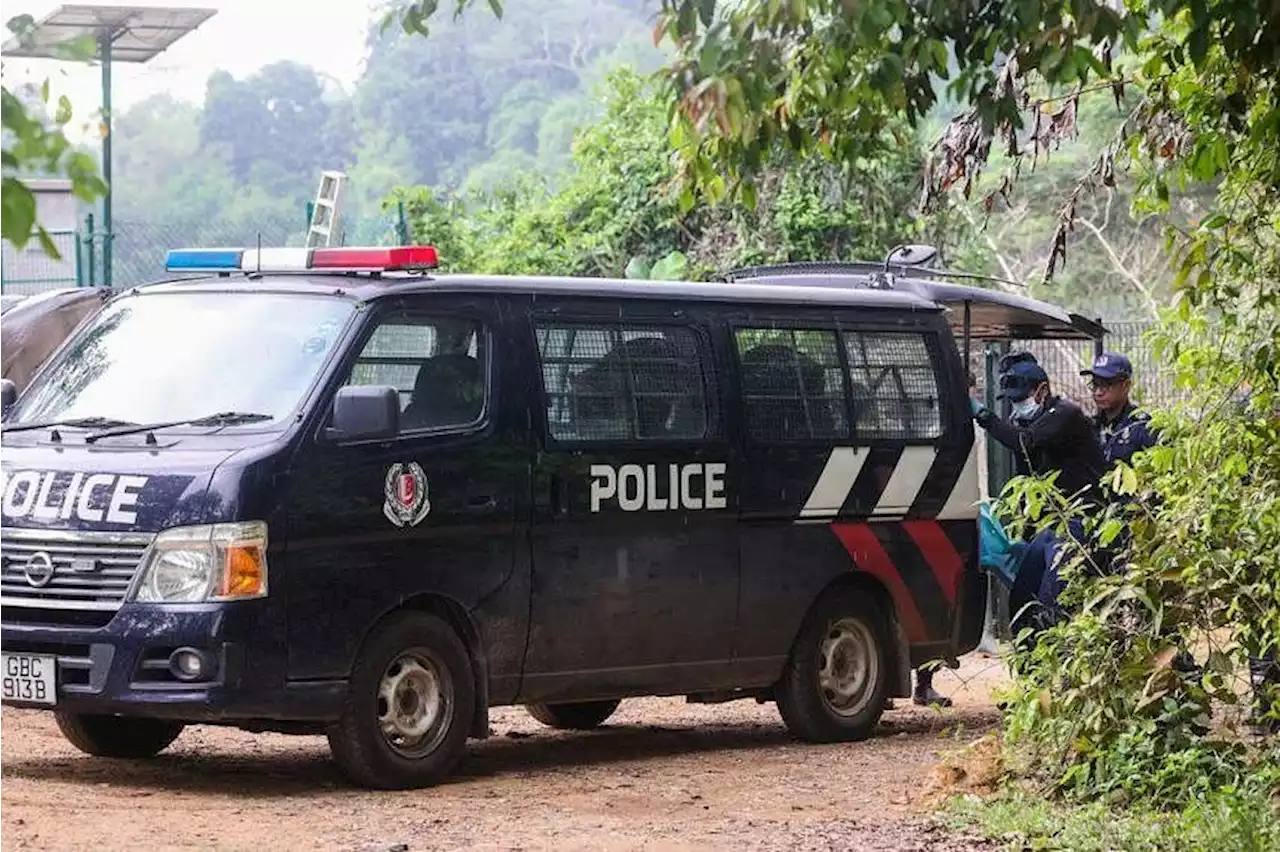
[2,4,218,287]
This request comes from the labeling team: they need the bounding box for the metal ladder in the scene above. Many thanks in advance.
[306,170,347,248]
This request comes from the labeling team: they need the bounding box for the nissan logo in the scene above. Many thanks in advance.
[23,552,55,588]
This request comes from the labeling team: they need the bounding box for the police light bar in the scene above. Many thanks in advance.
[164,245,440,274]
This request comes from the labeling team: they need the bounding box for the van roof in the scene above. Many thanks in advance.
[130,272,946,313]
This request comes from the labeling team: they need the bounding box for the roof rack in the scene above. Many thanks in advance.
[720,242,1022,290]
[719,260,1023,290]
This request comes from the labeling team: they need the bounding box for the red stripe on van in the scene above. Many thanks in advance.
[902,520,964,607]
[830,522,928,643]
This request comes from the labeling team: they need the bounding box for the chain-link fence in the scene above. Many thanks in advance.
[962,320,1176,415]
[0,229,81,295]
[1017,321,1178,410]
[109,209,408,288]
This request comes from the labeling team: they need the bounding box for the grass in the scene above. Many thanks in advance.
[940,787,1280,851]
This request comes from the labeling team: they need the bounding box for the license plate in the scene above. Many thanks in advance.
[1,653,57,705]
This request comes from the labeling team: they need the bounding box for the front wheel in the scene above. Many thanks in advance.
[775,588,891,743]
[327,612,475,789]
[54,712,184,758]
[525,699,621,730]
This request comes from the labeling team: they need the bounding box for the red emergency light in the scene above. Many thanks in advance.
[310,245,440,271]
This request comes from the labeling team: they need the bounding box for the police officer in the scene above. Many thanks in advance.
[1080,352,1157,467]
[971,354,1105,631]
[973,356,1104,505]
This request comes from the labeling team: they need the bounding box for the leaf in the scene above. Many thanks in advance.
[624,256,651,279]
[677,184,696,213]
[697,0,715,27]
[0,177,37,248]
[54,95,72,125]
[650,250,689,280]
[35,226,61,261]
[486,0,503,19]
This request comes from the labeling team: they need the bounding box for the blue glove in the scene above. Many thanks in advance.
[970,398,986,418]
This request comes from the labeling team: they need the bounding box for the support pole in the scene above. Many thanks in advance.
[962,300,973,387]
[99,32,113,289]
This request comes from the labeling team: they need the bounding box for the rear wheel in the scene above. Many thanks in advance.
[54,712,184,758]
[776,588,891,743]
[327,612,475,789]
[525,699,621,730]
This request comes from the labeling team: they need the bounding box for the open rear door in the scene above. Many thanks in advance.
[898,280,1107,342]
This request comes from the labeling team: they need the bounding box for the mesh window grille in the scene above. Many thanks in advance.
[535,323,711,441]
[843,332,943,440]
[347,319,485,430]
[735,328,850,441]
[350,324,440,404]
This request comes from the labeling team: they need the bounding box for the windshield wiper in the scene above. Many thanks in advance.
[1,416,137,435]
[85,411,274,444]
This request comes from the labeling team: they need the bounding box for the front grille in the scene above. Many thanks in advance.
[0,529,153,614]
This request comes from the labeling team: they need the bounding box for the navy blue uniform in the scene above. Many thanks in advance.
[1094,403,1157,467]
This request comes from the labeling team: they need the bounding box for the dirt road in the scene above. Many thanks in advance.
[1,654,1008,852]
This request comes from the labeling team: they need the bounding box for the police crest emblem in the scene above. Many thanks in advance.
[383,462,431,527]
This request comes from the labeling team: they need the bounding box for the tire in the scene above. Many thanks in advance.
[54,712,184,758]
[775,588,892,743]
[327,612,475,790]
[525,699,621,730]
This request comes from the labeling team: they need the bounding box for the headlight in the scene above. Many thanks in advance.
[130,521,269,603]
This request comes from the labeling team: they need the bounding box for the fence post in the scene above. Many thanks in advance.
[983,340,1015,643]
[83,213,96,288]
[74,225,84,287]
[396,200,409,246]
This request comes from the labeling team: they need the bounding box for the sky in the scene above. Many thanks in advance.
[2,0,380,142]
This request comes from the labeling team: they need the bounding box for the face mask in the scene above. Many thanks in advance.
[1011,397,1043,420]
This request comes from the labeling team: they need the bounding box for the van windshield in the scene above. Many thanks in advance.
[7,290,356,429]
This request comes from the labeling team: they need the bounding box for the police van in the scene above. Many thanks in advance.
[0,244,1100,789]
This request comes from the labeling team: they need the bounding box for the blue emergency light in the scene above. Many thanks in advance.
[163,245,440,274]
[165,248,245,270]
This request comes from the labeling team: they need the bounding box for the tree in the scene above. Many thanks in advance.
[1,14,107,255]
[397,68,938,282]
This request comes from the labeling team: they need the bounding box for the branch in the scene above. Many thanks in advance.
[1073,215,1162,318]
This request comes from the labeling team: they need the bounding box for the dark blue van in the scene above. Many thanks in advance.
[0,244,1092,789]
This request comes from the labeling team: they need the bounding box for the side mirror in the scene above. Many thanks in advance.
[325,385,400,442]
[1,378,16,417]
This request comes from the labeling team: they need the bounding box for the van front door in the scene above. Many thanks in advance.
[518,302,740,702]
[282,294,532,705]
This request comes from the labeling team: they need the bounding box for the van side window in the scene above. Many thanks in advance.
[842,331,943,440]
[534,322,712,442]
[734,328,850,441]
[346,315,487,432]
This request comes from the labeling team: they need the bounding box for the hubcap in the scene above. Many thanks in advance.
[817,616,879,717]
[377,650,453,759]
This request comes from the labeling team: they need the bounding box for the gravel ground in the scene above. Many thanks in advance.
[1,654,1008,852]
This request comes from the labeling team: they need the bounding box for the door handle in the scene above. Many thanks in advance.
[465,495,497,512]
